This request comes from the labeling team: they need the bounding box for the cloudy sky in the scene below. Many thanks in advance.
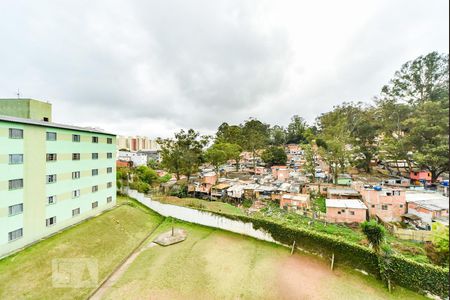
[0,0,448,138]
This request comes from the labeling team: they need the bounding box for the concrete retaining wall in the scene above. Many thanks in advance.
[126,190,277,244]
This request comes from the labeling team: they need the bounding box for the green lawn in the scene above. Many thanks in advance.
[0,196,164,300]
[103,218,427,300]
[152,195,245,216]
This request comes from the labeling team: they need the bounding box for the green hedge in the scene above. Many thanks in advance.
[211,211,449,298]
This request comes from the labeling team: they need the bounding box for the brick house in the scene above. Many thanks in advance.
[406,192,449,224]
[410,170,432,184]
[271,166,290,181]
[280,194,310,211]
[360,188,406,222]
[327,188,360,199]
[326,199,368,223]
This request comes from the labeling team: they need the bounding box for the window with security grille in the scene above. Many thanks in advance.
[107,138,112,144]
[46,132,57,141]
[8,228,23,241]
[107,152,113,159]
[107,182,112,188]
[72,208,80,217]
[72,190,80,198]
[92,201,98,209]
[107,167,112,173]
[92,136,98,143]
[48,195,57,205]
[72,153,80,160]
[8,179,23,190]
[46,153,57,161]
[92,169,98,176]
[46,174,57,184]
[8,203,23,216]
[72,171,81,179]
[72,134,80,142]
[92,153,99,160]
[9,128,23,139]
[107,196,112,203]
[9,154,23,164]
[92,185,98,193]
[46,216,56,227]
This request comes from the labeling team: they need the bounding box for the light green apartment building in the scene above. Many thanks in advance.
[0,99,116,258]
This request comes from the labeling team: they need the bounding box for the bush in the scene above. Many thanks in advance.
[129,181,150,194]
[360,220,386,252]
[242,199,253,208]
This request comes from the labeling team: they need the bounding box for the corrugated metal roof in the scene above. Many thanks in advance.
[326,199,367,209]
[0,114,115,135]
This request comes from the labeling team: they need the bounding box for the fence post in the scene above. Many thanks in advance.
[330,253,335,271]
[291,240,296,255]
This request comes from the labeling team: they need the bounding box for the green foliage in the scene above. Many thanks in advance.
[147,159,159,169]
[261,146,287,167]
[360,220,386,252]
[303,144,316,181]
[286,115,308,144]
[135,166,158,184]
[129,181,150,194]
[157,129,209,180]
[242,198,253,208]
[313,196,326,213]
[158,174,172,183]
[425,223,450,266]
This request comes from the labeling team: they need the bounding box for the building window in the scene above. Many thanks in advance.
[371,204,375,208]
[72,208,80,217]
[8,203,23,216]
[47,195,57,205]
[92,185,98,193]
[349,211,355,216]
[92,169,98,176]
[107,152,113,159]
[46,216,57,227]
[399,204,404,208]
[382,205,388,210]
[9,128,23,139]
[92,201,98,209]
[107,182,112,188]
[9,154,23,164]
[72,171,81,179]
[107,196,112,203]
[72,153,80,160]
[337,211,341,214]
[72,189,80,198]
[46,153,57,162]
[46,132,57,141]
[8,228,23,242]
[107,167,112,173]
[92,136,98,143]
[107,138,112,144]
[46,174,57,184]
[8,179,23,190]
[92,153,99,160]
[72,134,80,142]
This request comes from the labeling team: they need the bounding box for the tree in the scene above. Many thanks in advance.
[215,123,244,171]
[425,222,449,266]
[241,119,270,172]
[360,220,386,253]
[157,129,209,180]
[261,146,287,167]
[381,52,449,104]
[269,125,287,145]
[135,166,158,185]
[403,100,449,182]
[286,115,308,144]
[303,144,316,182]
[205,145,228,174]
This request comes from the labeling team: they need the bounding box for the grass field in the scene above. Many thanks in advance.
[103,218,427,300]
[152,195,245,216]
[0,196,163,300]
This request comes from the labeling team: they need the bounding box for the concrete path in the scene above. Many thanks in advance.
[90,242,157,300]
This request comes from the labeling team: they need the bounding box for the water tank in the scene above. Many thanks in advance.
[374,186,382,191]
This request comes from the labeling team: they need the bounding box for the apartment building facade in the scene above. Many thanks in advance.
[0,114,116,258]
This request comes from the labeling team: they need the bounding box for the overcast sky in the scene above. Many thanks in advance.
[0,0,448,138]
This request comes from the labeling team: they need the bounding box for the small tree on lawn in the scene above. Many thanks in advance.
[360,219,386,252]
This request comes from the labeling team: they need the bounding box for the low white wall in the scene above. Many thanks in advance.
[126,190,278,244]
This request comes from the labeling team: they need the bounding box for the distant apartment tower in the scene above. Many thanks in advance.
[117,135,160,151]
[0,99,116,258]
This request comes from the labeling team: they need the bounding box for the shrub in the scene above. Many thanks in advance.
[242,199,253,208]
[360,219,386,252]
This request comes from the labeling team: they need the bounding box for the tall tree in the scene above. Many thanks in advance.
[157,129,209,180]
[215,123,244,171]
[303,144,316,182]
[241,118,270,172]
[381,52,449,104]
[403,100,449,182]
[269,125,287,146]
[261,146,287,167]
[286,115,308,144]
